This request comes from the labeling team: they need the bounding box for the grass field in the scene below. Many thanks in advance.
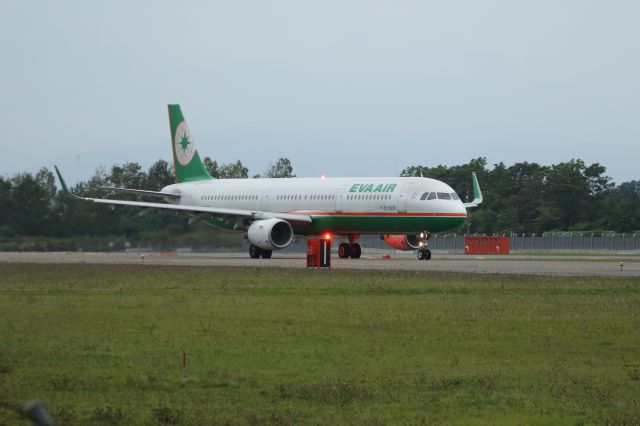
[1,264,639,425]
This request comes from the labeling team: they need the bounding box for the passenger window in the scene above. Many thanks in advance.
[437,192,451,200]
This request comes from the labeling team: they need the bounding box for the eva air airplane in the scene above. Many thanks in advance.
[55,104,482,260]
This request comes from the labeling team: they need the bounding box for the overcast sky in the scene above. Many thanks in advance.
[2,0,638,184]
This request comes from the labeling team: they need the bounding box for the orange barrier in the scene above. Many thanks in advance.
[464,236,510,255]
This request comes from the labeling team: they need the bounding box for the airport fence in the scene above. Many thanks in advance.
[385,232,640,253]
[291,233,640,254]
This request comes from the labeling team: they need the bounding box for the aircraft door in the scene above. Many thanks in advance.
[261,188,271,211]
[398,183,417,213]
[336,185,348,213]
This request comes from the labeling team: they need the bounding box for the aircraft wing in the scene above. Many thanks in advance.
[85,197,312,223]
[55,167,312,225]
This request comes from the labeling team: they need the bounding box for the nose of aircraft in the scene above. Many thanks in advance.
[458,200,469,216]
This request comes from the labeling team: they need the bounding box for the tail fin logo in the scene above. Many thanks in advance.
[174,121,197,166]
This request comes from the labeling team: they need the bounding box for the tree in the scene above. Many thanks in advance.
[264,157,295,178]
[108,162,147,189]
[0,177,14,237]
[146,160,174,190]
[8,168,56,236]
[202,157,220,178]
[218,160,248,179]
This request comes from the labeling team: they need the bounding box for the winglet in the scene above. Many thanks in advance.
[53,165,71,196]
[463,171,483,208]
[472,171,483,205]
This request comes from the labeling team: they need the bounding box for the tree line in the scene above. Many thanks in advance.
[401,158,639,234]
[0,156,638,245]
[0,157,294,245]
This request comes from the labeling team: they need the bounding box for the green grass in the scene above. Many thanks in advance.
[1,264,639,425]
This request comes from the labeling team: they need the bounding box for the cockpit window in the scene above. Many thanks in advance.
[436,192,452,200]
[450,192,460,200]
[427,192,437,200]
[420,192,430,200]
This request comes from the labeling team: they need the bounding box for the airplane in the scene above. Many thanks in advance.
[54,104,483,260]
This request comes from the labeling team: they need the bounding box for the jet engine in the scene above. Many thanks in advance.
[247,218,294,250]
[382,234,424,251]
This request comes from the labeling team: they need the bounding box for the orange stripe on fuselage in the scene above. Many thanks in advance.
[291,211,468,217]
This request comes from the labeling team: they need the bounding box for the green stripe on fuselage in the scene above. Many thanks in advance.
[296,215,465,235]
[204,214,465,235]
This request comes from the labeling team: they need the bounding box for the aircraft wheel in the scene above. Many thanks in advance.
[338,243,351,259]
[249,244,261,259]
[350,243,361,259]
[261,249,272,259]
[417,250,425,260]
[424,249,432,260]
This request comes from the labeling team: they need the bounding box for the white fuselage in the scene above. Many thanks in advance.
[164,177,465,214]
[162,176,467,235]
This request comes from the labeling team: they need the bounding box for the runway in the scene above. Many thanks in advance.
[1,251,639,277]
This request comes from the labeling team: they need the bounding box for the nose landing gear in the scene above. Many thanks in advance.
[417,248,432,260]
[416,231,432,261]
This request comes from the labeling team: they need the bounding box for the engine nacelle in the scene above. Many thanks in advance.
[247,219,294,250]
[382,234,423,251]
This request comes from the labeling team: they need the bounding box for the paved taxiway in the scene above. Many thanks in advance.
[1,251,639,277]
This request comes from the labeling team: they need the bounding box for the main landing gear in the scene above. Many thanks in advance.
[338,242,361,259]
[338,235,361,259]
[249,244,272,259]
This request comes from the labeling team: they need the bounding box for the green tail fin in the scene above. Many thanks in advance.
[168,104,213,183]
